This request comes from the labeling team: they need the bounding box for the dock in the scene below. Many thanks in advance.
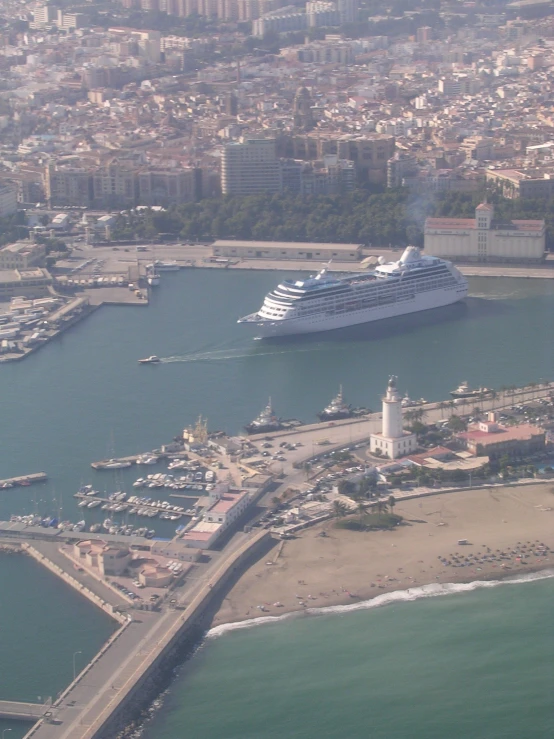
[90,452,179,469]
[0,473,47,489]
[0,700,49,720]
[74,492,191,515]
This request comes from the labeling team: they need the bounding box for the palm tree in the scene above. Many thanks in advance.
[333,500,347,518]
[489,389,498,410]
[357,500,366,517]
[438,401,447,419]
[447,400,456,417]
[388,495,396,514]
[404,409,416,426]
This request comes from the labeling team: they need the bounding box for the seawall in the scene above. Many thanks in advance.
[22,543,127,625]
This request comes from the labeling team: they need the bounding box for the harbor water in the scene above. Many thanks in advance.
[0,271,553,529]
[0,269,553,733]
[0,553,115,739]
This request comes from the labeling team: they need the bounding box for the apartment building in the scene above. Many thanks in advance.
[138,169,198,205]
[92,165,138,207]
[253,6,307,36]
[281,155,355,195]
[486,167,554,199]
[45,164,91,207]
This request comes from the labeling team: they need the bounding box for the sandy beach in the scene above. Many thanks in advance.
[212,483,554,626]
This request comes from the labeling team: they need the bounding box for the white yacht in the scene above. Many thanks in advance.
[150,260,179,272]
[101,459,132,469]
[238,247,468,338]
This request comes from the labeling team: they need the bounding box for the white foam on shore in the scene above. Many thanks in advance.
[207,568,554,639]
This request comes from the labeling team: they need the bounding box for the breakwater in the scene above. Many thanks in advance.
[88,530,274,739]
[17,529,273,739]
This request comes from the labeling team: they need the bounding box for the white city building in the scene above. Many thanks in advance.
[424,202,545,263]
[221,138,282,196]
[370,376,417,460]
[0,183,18,218]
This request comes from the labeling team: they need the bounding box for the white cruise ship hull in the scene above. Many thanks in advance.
[241,285,467,338]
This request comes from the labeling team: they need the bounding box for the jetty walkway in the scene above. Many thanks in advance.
[0,473,47,489]
[0,700,49,721]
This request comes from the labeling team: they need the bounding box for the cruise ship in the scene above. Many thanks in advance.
[238,247,468,338]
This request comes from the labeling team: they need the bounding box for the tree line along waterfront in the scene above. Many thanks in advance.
[110,189,554,250]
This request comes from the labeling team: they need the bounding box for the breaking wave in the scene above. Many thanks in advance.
[207,568,554,639]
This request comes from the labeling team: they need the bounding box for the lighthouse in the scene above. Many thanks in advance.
[370,376,417,460]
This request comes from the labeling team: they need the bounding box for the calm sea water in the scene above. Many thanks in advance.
[145,575,554,739]
[0,270,553,735]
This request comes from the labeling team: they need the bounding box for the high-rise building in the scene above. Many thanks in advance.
[31,4,57,28]
[416,25,431,43]
[337,0,356,24]
[221,138,282,196]
[224,92,238,116]
[217,0,238,19]
[253,5,307,36]
[306,0,339,27]
[0,183,18,217]
[197,0,217,15]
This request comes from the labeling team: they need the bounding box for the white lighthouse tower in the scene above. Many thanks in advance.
[370,376,417,460]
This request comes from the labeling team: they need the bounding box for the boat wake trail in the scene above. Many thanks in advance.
[160,347,317,363]
[207,569,554,638]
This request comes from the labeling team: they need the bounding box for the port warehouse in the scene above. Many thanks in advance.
[211,240,362,261]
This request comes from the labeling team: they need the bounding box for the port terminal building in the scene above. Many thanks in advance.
[424,202,545,263]
[212,240,362,262]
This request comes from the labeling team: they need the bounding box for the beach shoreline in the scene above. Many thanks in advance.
[211,484,554,628]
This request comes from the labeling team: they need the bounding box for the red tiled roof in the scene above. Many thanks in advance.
[458,423,544,445]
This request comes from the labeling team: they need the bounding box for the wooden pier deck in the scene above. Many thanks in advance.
[0,473,47,489]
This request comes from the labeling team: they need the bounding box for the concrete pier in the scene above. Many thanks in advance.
[0,473,47,488]
[0,700,49,721]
